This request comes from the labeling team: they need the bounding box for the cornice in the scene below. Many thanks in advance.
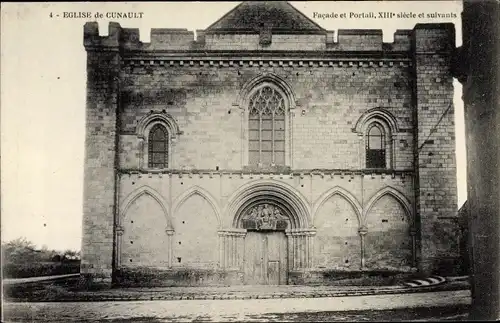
[118,168,415,179]
[121,57,413,68]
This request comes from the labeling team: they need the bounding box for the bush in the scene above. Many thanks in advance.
[1,237,81,279]
[2,261,80,279]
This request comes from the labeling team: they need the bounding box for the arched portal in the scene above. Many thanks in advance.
[228,181,311,229]
[220,181,315,285]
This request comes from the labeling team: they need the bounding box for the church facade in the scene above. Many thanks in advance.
[81,2,460,286]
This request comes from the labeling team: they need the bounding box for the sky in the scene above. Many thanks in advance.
[1,1,465,251]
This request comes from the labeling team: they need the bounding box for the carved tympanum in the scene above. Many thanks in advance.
[241,203,288,231]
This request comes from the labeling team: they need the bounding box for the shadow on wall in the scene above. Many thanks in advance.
[427,201,469,277]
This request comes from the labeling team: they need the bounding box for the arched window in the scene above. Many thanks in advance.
[248,85,286,167]
[148,124,169,169]
[366,124,386,169]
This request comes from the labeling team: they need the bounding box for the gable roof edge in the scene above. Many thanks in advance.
[204,1,327,34]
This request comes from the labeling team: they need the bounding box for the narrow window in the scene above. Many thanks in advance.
[248,86,286,167]
[366,124,386,168]
[148,124,168,169]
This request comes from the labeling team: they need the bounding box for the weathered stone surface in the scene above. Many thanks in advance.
[81,2,460,287]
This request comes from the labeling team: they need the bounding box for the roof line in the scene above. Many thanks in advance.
[286,1,326,32]
[204,1,327,32]
[205,1,243,31]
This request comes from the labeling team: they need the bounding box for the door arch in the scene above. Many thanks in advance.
[227,180,311,229]
[222,181,314,285]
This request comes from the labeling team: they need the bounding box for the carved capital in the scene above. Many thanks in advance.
[218,229,247,237]
[358,226,368,236]
[307,230,317,237]
[116,226,124,236]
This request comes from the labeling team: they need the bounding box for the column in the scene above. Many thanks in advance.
[358,226,368,270]
[170,138,177,169]
[230,234,234,268]
[309,231,315,268]
[390,134,396,169]
[358,133,364,169]
[286,229,317,270]
[300,234,305,269]
[218,231,225,269]
[218,229,247,270]
[138,139,145,168]
[232,235,236,269]
[307,230,316,269]
[237,233,245,269]
[297,233,302,269]
[306,234,310,268]
[293,232,300,270]
[224,233,230,269]
[115,226,124,268]
[286,230,294,271]
[166,229,175,268]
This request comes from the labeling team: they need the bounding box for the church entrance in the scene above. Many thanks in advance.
[244,231,287,285]
[227,183,314,286]
[241,203,289,285]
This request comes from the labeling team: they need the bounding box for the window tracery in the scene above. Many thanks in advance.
[248,86,286,167]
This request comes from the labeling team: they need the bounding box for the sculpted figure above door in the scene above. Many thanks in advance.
[241,203,288,231]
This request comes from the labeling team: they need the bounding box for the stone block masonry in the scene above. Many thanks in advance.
[412,24,459,274]
[81,22,122,283]
[81,2,459,286]
[117,61,414,171]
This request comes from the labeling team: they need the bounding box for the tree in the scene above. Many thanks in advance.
[1,237,38,264]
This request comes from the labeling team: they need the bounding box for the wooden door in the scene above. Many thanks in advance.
[244,231,287,285]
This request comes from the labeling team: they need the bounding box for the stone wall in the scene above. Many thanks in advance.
[412,24,460,274]
[314,194,361,270]
[81,22,121,283]
[114,173,415,284]
[118,61,414,171]
[81,21,459,285]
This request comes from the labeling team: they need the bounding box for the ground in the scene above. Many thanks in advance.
[2,290,470,322]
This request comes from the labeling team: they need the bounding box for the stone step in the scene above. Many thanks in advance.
[403,275,446,288]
